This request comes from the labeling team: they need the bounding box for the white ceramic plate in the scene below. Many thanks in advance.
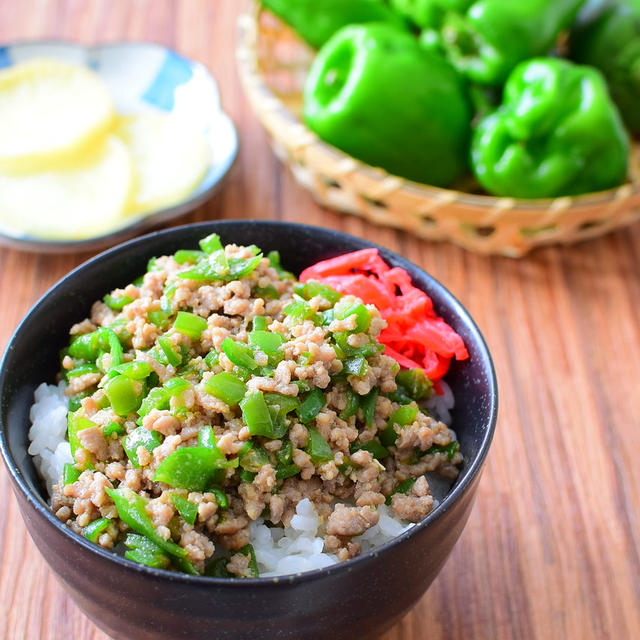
[0,41,238,252]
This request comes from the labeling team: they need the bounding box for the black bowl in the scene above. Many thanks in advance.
[0,221,497,640]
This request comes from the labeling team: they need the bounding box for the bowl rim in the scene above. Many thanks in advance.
[0,220,498,587]
[0,39,238,253]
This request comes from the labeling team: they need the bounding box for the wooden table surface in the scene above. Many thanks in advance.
[1,1,639,639]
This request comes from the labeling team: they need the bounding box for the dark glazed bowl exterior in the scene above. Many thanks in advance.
[0,221,497,640]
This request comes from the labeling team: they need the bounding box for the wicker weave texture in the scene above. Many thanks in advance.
[236,9,640,257]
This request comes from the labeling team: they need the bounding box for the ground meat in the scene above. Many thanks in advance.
[390,476,434,522]
[181,528,215,568]
[64,372,102,396]
[326,504,379,537]
[395,412,438,451]
[69,318,96,335]
[246,360,298,396]
[142,409,180,437]
[90,300,116,326]
[62,471,113,527]
[226,552,251,577]
[77,427,109,461]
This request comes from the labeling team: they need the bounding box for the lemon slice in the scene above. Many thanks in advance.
[0,59,114,172]
[115,113,210,214]
[0,135,134,240]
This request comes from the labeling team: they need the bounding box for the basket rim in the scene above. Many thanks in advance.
[237,5,640,211]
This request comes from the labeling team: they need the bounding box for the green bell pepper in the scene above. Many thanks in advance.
[471,58,630,198]
[303,23,471,188]
[420,0,584,86]
[123,426,164,468]
[260,0,407,49]
[390,0,472,29]
[570,0,640,133]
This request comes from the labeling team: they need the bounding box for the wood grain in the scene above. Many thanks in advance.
[0,2,638,639]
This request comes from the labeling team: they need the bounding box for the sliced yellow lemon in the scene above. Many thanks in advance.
[115,113,210,214]
[0,135,134,239]
[0,58,114,172]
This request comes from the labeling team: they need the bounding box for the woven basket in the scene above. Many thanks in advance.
[236,7,640,257]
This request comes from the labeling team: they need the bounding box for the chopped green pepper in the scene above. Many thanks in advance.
[424,440,460,460]
[174,249,206,264]
[210,486,229,510]
[350,439,389,460]
[240,391,285,438]
[157,337,182,367]
[221,337,258,370]
[154,446,238,492]
[360,388,378,428]
[205,372,247,406]
[296,388,326,424]
[380,404,419,446]
[124,533,171,570]
[385,477,417,505]
[305,426,334,463]
[294,280,342,304]
[84,517,111,542]
[343,356,367,377]
[147,310,170,328]
[67,410,96,461]
[174,311,208,340]
[105,375,143,416]
[163,376,191,396]
[65,363,100,380]
[111,361,152,380]
[340,388,360,420]
[334,299,371,333]
[395,368,433,401]
[62,462,81,485]
[239,442,270,473]
[199,233,223,254]
[106,487,187,558]
[266,250,294,280]
[103,293,133,311]
[123,426,164,468]
[205,556,232,578]
[170,493,198,525]
[138,386,170,418]
[103,421,125,438]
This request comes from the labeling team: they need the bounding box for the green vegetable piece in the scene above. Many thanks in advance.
[68,331,101,361]
[65,363,100,380]
[275,463,301,480]
[340,388,360,420]
[283,297,316,322]
[153,446,238,492]
[350,439,389,460]
[147,257,160,272]
[239,544,260,578]
[103,422,125,437]
[254,284,280,300]
[105,375,143,417]
[147,310,170,328]
[425,440,460,460]
[112,361,152,380]
[157,337,182,367]
[84,517,111,543]
[334,299,371,333]
[103,293,133,311]
[163,376,191,396]
[204,351,219,369]
[240,391,280,438]
[124,534,171,570]
[380,404,419,446]
[106,487,187,558]
[266,250,294,280]
[249,330,284,355]
[174,249,206,264]
[360,388,379,428]
[260,0,406,49]
[293,380,311,394]
[305,426,334,463]
[205,372,247,406]
[385,477,417,505]
[210,486,229,510]
[252,316,268,331]
[205,557,232,578]
[67,410,97,459]
[471,58,630,198]
[395,368,433,401]
[239,469,256,483]
[173,556,200,575]
[199,233,223,254]
[343,356,367,377]
[170,494,198,525]
[62,463,81,485]
[294,280,341,304]
[333,332,382,358]
[239,442,270,473]
[303,22,471,187]
[296,388,326,424]
[123,426,164,468]
[276,440,293,466]
[98,327,123,369]
[174,311,208,340]
[197,425,217,450]
[221,337,258,370]
[138,386,170,418]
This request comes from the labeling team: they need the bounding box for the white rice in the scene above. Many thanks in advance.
[28,382,72,496]
[28,383,451,576]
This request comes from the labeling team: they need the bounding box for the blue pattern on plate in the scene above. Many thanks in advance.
[0,46,11,69]
[142,51,194,111]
